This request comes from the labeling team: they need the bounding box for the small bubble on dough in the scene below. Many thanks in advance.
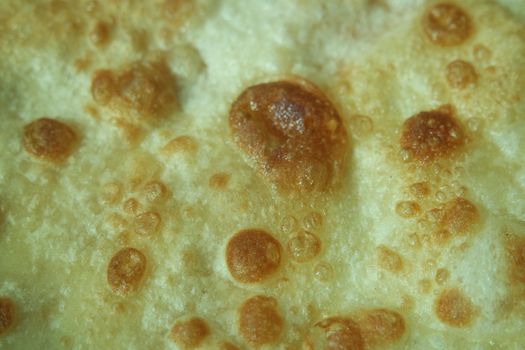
[226,229,281,283]
[239,295,283,346]
[107,247,147,295]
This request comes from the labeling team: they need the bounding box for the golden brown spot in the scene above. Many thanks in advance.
[92,70,117,105]
[229,79,348,193]
[435,288,475,327]
[162,0,195,27]
[395,201,420,218]
[143,181,168,202]
[91,60,177,122]
[123,198,140,215]
[133,212,161,236]
[377,246,403,273]
[209,172,230,190]
[286,230,321,263]
[446,60,477,89]
[358,309,405,347]
[114,118,143,144]
[107,247,147,295]
[439,197,478,235]
[0,298,14,336]
[170,317,209,349]
[74,56,92,72]
[226,230,281,284]
[427,208,444,223]
[161,135,197,155]
[400,108,464,162]
[409,182,430,198]
[84,104,99,119]
[90,20,111,47]
[163,0,190,17]
[239,295,283,346]
[422,3,472,46]
[504,234,525,285]
[23,118,77,162]
[435,268,450,285]
[315,317,365,350]
[220,341,240,350]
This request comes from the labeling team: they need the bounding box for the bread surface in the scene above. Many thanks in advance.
[0,1,524,349]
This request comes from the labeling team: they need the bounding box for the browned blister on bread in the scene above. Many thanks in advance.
[229,80,348,193]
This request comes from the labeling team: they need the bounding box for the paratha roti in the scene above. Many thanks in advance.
[1,0,525,349]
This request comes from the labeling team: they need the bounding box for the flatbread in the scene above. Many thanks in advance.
[0,0,524,349]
